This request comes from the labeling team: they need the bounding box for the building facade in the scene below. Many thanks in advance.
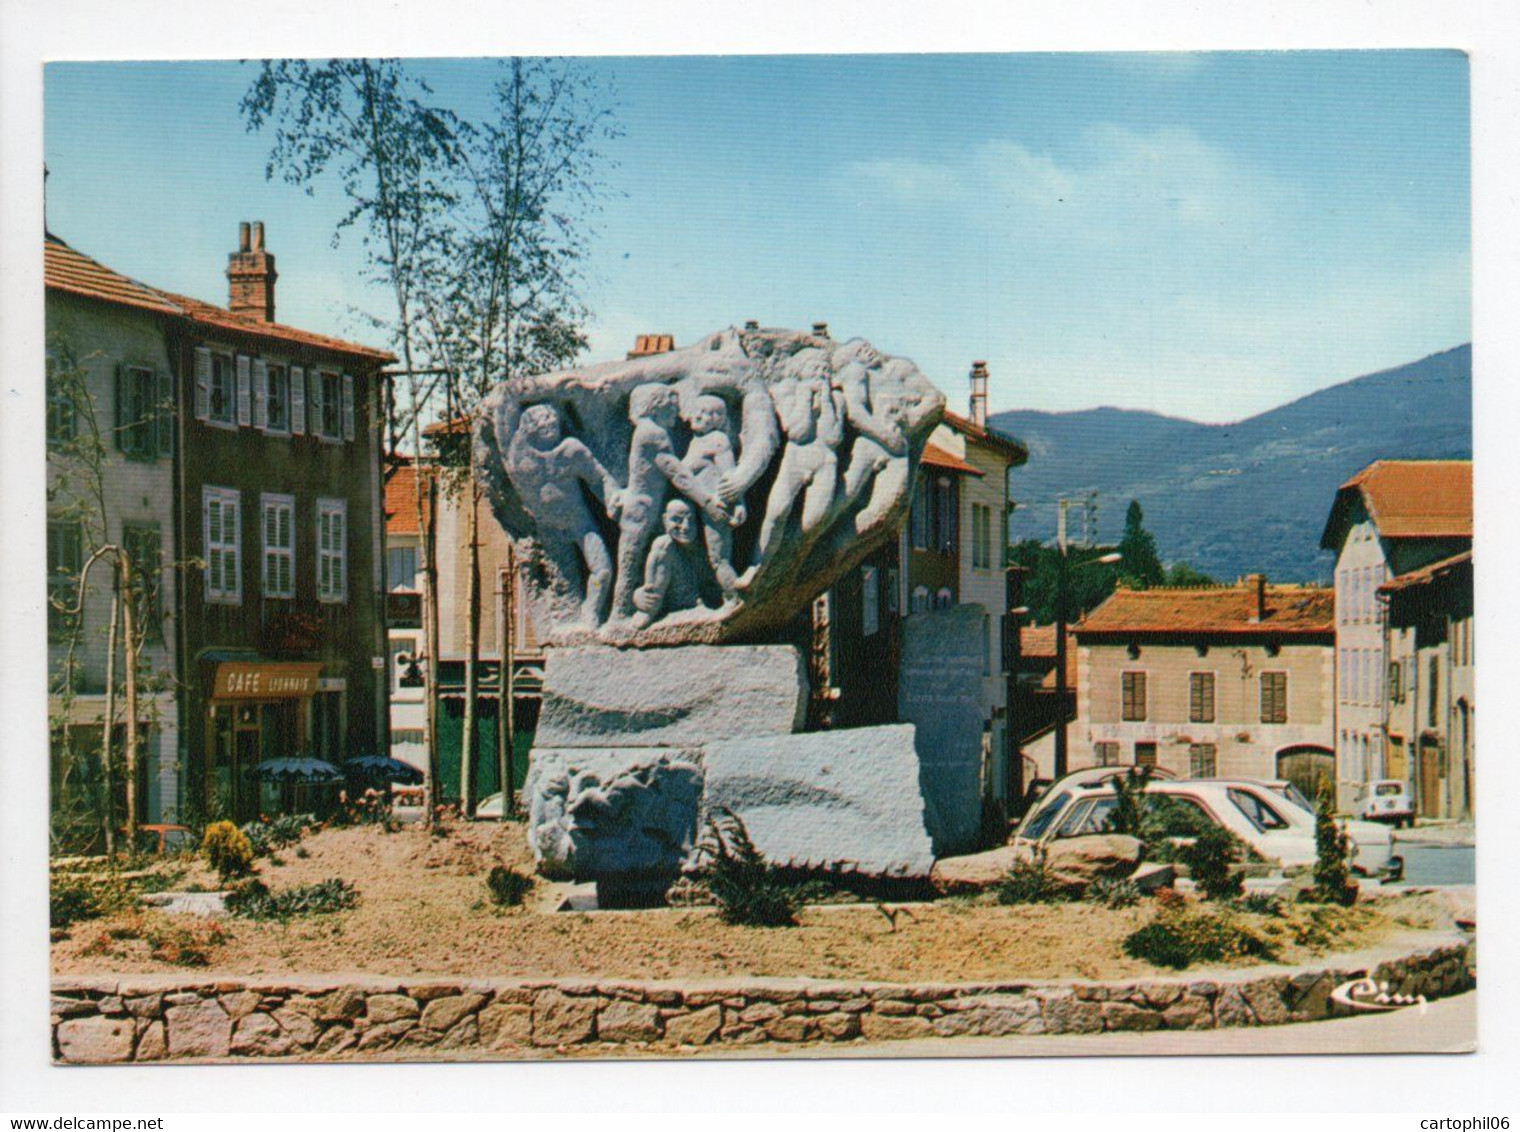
[1320,460,1472,809]
[1063,577,1336,799]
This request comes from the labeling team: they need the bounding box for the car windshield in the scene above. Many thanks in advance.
[1376,783,1403,797]
[1021,792,1071,840]
[1055,797,1116,839]
[1228,788,1290,832]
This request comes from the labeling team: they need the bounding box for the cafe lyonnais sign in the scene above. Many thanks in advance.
[212,662,323,700]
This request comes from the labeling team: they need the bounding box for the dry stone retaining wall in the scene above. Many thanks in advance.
[51,939,1474,1062]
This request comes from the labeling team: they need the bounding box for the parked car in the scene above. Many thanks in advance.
[1014,778,1402,880]
[1014,765,1177,842]
[1359,779,1416,828]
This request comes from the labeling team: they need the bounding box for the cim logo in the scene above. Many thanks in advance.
[1329,973,1429,1015]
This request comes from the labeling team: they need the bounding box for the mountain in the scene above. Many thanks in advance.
[993,344,1472,583]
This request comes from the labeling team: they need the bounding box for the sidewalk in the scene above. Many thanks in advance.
[1396,820,1475,848]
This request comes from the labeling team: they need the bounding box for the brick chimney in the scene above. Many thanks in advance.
[969,360,989,428]
[1245,573,1267,622]
[227,221,278,323]
[626,333,675,359]
[812,321,830,338]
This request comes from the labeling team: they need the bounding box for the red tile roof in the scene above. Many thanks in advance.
[942,409,1027,465]
[1020,624,1059,658]
[627,333,675,358]
[1379,549,1473,594]
[921,442,984,477]
[384,463,434,536]
[45,234,393,364]
[1321,459,1472,548]
[1076,583,1335,638]
[45,235,181,316]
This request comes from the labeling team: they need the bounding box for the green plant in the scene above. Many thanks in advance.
[1181,826,1245,901]
[1234,892,1286,917]
[224,877,359,921]
[1123,905,1279,970]
[1088,875,1141,908]
[147,919,229,966]
[1312,785,1354,905]
[696,809,800,927]
[485,865,533,908]
[201,821,255,882]
[50,877,102,930]
[996,845,1067,905]
[1104,766,1154,837]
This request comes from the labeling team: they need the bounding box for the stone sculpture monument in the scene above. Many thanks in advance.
[476,325,946,903]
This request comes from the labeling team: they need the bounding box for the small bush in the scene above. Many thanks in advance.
[1123,906,1279,970]
[486,865,533,908]
[1234,892,1286,917]
[225,877,358,921]
[1181,826,1245,901]
[695,809,800,927]
[1312,786,1354,905]
[50,877,102,930]
[1088,875,1141,908]
[147,920,229,967]
[996,845,1067,905]
[1103,766,1154,837]
[1153,886,1187,911]
[202,821,255,882]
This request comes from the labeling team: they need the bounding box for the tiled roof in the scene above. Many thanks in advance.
[1321,459,1472,548]
[45,234,393,363]
[1379,550,1473,594]
[1020,624,1059,658]
[1076,583,1335,638]
[627,333,675,358]
[45,235,182,316]
[921,442,984,477]
[384,463,434,536]
[941,409,1028,465]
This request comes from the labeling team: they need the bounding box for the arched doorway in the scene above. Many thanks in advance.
[1276,745,1335,803]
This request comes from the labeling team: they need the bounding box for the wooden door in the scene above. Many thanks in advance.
[1418,740,1443,818]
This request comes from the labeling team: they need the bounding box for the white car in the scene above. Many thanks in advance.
[1016,779,1402,880]
[1015,766,1176,843]
[1360,779,1416,828]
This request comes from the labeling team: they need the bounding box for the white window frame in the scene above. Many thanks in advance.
[261,360,293,436]
[207,350,237,429]
[316,497,348,603]
[261,493,296,599]
[313,369,344,442]
[203,486,242,604]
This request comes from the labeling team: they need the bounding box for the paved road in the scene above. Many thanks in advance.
[703,991,1477,1060]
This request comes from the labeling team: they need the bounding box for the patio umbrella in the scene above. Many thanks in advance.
[254,757,345,785]
[344,755,425,786]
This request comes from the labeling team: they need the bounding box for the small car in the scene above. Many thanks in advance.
[1359,779,1416,828]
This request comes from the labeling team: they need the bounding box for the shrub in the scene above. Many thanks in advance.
[147,920,229,966]
[1312,786,1354,905]
[695,809,800,927]
[225,877,358,921]
[50,877,102,930]
[1123,905,1279,970]
[1088,875,1141,908]
[1103,766,1154,837]
[1181,826,1245,901]
[486,865,533,908]
[202,821,255,882]
[1234,892,1286,917]
[996,845,1067,905]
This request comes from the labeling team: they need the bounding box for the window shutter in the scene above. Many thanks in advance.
[310,369,325,438]
[341,373,355,441]
[112,363,126,452]
[236,355,252,426]
[155,370,174,457]
[194,347,211,422]
[253,358,268,431]
[229,497,242,600]
[291,365,306,435]
[336,509,347,599]
[202,492,215,596]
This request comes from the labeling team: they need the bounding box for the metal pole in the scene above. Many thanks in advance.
[1054,508,1070,779]
[1004,565,1023,815]
[498,543,516,815]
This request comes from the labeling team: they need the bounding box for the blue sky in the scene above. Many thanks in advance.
[44,51,1469,423]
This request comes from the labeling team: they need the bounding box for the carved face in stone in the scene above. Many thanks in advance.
[629,383,680,429]
[663,499,697,545]
[689,395,729,436]
[520,403,563,448]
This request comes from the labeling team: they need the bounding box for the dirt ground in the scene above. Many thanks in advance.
[51,820,1453,983]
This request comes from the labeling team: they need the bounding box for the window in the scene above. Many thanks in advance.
[1121,671,1147,721]
[317,498,348,602]
[197,349,236,428]
[1260,670,1288,724]
[311,370,352,441]
[909,471,957,552]
[261,494,296,599]
[387,545,419,592]
[981,613,991,676]
[1188,743,1217,778]
[121,523,162,641]
[45,355,76,447]
[390,637,417,694]
[115,365,171,460]
[971,503,993,570]
[1428,655,1440,728]
[259,361,291,434]
[1388,660,1404,704]
[1188,671,1215,723]
[1134,741,1157,767]
[860,565,880,637]
[202,487,241,604]
[1228,788,1290,832]
[1094,741,1119,767]
[47,521,83,639]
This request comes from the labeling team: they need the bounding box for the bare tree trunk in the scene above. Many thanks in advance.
[497,541,516,818]
[460,470,481,817]
[416,465,442,823]
[100,583,120,857]
[120,554,139,850]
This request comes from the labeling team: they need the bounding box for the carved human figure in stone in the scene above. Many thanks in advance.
[631,498,708,629]
[611,383,730,621]
[681,394,747,605]
[746,351,846,581]
[505,402,622,627]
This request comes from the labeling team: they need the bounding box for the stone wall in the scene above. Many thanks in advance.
[51,937,1473,1062]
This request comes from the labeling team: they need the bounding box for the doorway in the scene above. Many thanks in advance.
[1275,746,1335,803]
